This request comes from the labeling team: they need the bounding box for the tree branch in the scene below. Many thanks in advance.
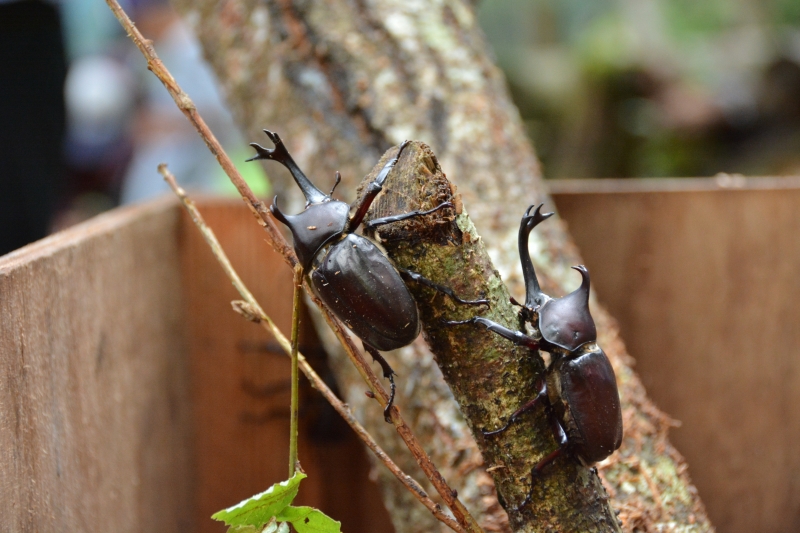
[356,142,620,531]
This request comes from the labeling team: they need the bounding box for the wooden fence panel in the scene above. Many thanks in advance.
[0,198,193,532]
[551,178,800,533]
[0,197,393,533]
[6,180,798,533]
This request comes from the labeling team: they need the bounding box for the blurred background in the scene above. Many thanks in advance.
[0,0,267,255]
[2,0,800,255]
[480,0,800,179]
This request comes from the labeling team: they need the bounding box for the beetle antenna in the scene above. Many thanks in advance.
[329,171,342,196]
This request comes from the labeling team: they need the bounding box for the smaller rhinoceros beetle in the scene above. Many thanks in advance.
[447,204,622,510]
[248,130,488,422]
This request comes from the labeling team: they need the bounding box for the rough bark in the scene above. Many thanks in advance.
[354,141,622,532]
[168,0,714,531]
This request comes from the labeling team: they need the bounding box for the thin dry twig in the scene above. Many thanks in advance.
[160,165,466,533]
[103,1,482,529]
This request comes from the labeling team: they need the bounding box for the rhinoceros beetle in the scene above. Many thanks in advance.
[447,204,622,510]
[248,130,488,422]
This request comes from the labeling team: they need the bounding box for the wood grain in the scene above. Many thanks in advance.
[4,181,797,531]
[552,179,800,533]
[0,197,393,533]
[0,198,193,532]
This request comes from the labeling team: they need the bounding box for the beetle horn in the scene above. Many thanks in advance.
[538,265,597,351]
[519,204,555,308]
[248,130,328,204]
[570,265,591,306]
[270,195,289,225]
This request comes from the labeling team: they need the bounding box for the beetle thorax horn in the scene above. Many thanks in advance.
[538,265,597,352]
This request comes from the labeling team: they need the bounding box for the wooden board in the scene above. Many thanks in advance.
[0,197,393,533]
[7,181,798,532]
[182,200,393,533]
[0,198,193,532]
[551,178,800,533]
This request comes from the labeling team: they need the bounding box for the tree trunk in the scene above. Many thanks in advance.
[168,1,714,531]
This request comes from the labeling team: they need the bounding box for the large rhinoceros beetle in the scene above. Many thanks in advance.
[448,204,622,510]
[248,130,487,422]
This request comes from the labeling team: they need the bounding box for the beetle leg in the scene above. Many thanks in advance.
[443,316,539,350]
[363,342,397,423]
[348,141,412,231]
[396,268,490,306]
[513,409,569,512]
[483,378,547,436]
[363,201,454,230]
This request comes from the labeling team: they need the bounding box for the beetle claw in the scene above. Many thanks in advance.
[440,317,477,326]
[383,376,396,423]
[511,491,533,513]
[482,419,512,437]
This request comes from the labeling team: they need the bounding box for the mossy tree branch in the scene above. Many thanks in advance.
[357,141,620,531]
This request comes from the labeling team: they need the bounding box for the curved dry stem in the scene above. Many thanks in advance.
[100,0,488,525]
[161,165,467,533]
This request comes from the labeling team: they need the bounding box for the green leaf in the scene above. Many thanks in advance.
[225,520,290,533]
[212,472,307,527]
[277,506,342,533]
[225,525,260,533]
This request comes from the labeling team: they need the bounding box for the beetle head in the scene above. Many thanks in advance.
[249,130,353,269]
[271,197,350,270]
[538,265,597,352]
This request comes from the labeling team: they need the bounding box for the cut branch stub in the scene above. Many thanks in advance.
[358,141,621,532]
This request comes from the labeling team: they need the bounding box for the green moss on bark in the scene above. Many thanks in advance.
[360,141,621,532]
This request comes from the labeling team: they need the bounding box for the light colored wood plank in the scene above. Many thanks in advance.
[547,175,800,194]
[0,197,193,532]
[552,180,800,533]
[183,200,393,533]
[0,196,396,533]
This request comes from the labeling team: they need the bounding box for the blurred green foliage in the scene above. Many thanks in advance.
[479,0,800,178]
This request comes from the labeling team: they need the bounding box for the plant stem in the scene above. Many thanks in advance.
[160,165,466,533]
[288,264,303,478]
[104,0,482,523]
